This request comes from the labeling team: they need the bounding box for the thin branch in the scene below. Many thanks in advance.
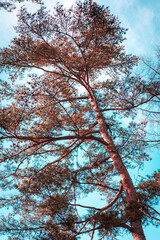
[98,231,107,240]
[69,181,123,212]
[0,226,45,232]
[137,108,160,114]
[139,203,160,217]
[76,225,101,235]
[78,182,119,191]
[57,99,80,134]
[74,156,110,174]
[101,95,156,112]
[139,208,160,222]
[0,142,40,162]
[1,133,107,146]
[76,221,88,235]
[57,96,88,102]
[141,59,160,75]
[29,139,83,178]
[69,203,100,211]
[98,181,123,213]
[34,95,88,103]
[133,139,160,143]
[90,222,96,240]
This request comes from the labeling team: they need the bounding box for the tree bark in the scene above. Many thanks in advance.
[87,91,146,240]
[131,223,146,240]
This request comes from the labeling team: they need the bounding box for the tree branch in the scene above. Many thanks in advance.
[98,181,123,212]
[139,202,160,218]
[69,181,123,212]
[101,95,156,112]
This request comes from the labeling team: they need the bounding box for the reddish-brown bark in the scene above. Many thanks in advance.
[87,91,146,240]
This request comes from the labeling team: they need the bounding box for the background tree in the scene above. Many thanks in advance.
[0,1,160,240]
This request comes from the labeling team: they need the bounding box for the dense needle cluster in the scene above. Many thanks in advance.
[0,1,160,239]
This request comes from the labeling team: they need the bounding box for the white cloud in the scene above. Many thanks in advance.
[99,0,159,56]
[61,0,76,8]
[124,6,156,55]
[44,0,76,9]
[105,0,134,12]
[0,9,18,47]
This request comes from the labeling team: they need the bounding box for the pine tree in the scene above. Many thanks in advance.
[0,1,159,239]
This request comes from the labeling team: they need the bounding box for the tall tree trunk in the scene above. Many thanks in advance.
[87,91,146,240]
[131,223,146,240]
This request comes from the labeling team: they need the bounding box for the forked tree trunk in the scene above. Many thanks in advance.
[87,92,146,240]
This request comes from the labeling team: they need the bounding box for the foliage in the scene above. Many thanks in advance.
[0,1,160,239]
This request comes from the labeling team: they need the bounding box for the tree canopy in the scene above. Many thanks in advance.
[0,1,160,240]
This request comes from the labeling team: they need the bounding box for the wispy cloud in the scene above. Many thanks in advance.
[100,0,160,56]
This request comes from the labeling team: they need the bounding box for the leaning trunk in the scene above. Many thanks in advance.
[87,91,146,240]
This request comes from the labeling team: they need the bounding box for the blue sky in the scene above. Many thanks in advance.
[0,0,160,239]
